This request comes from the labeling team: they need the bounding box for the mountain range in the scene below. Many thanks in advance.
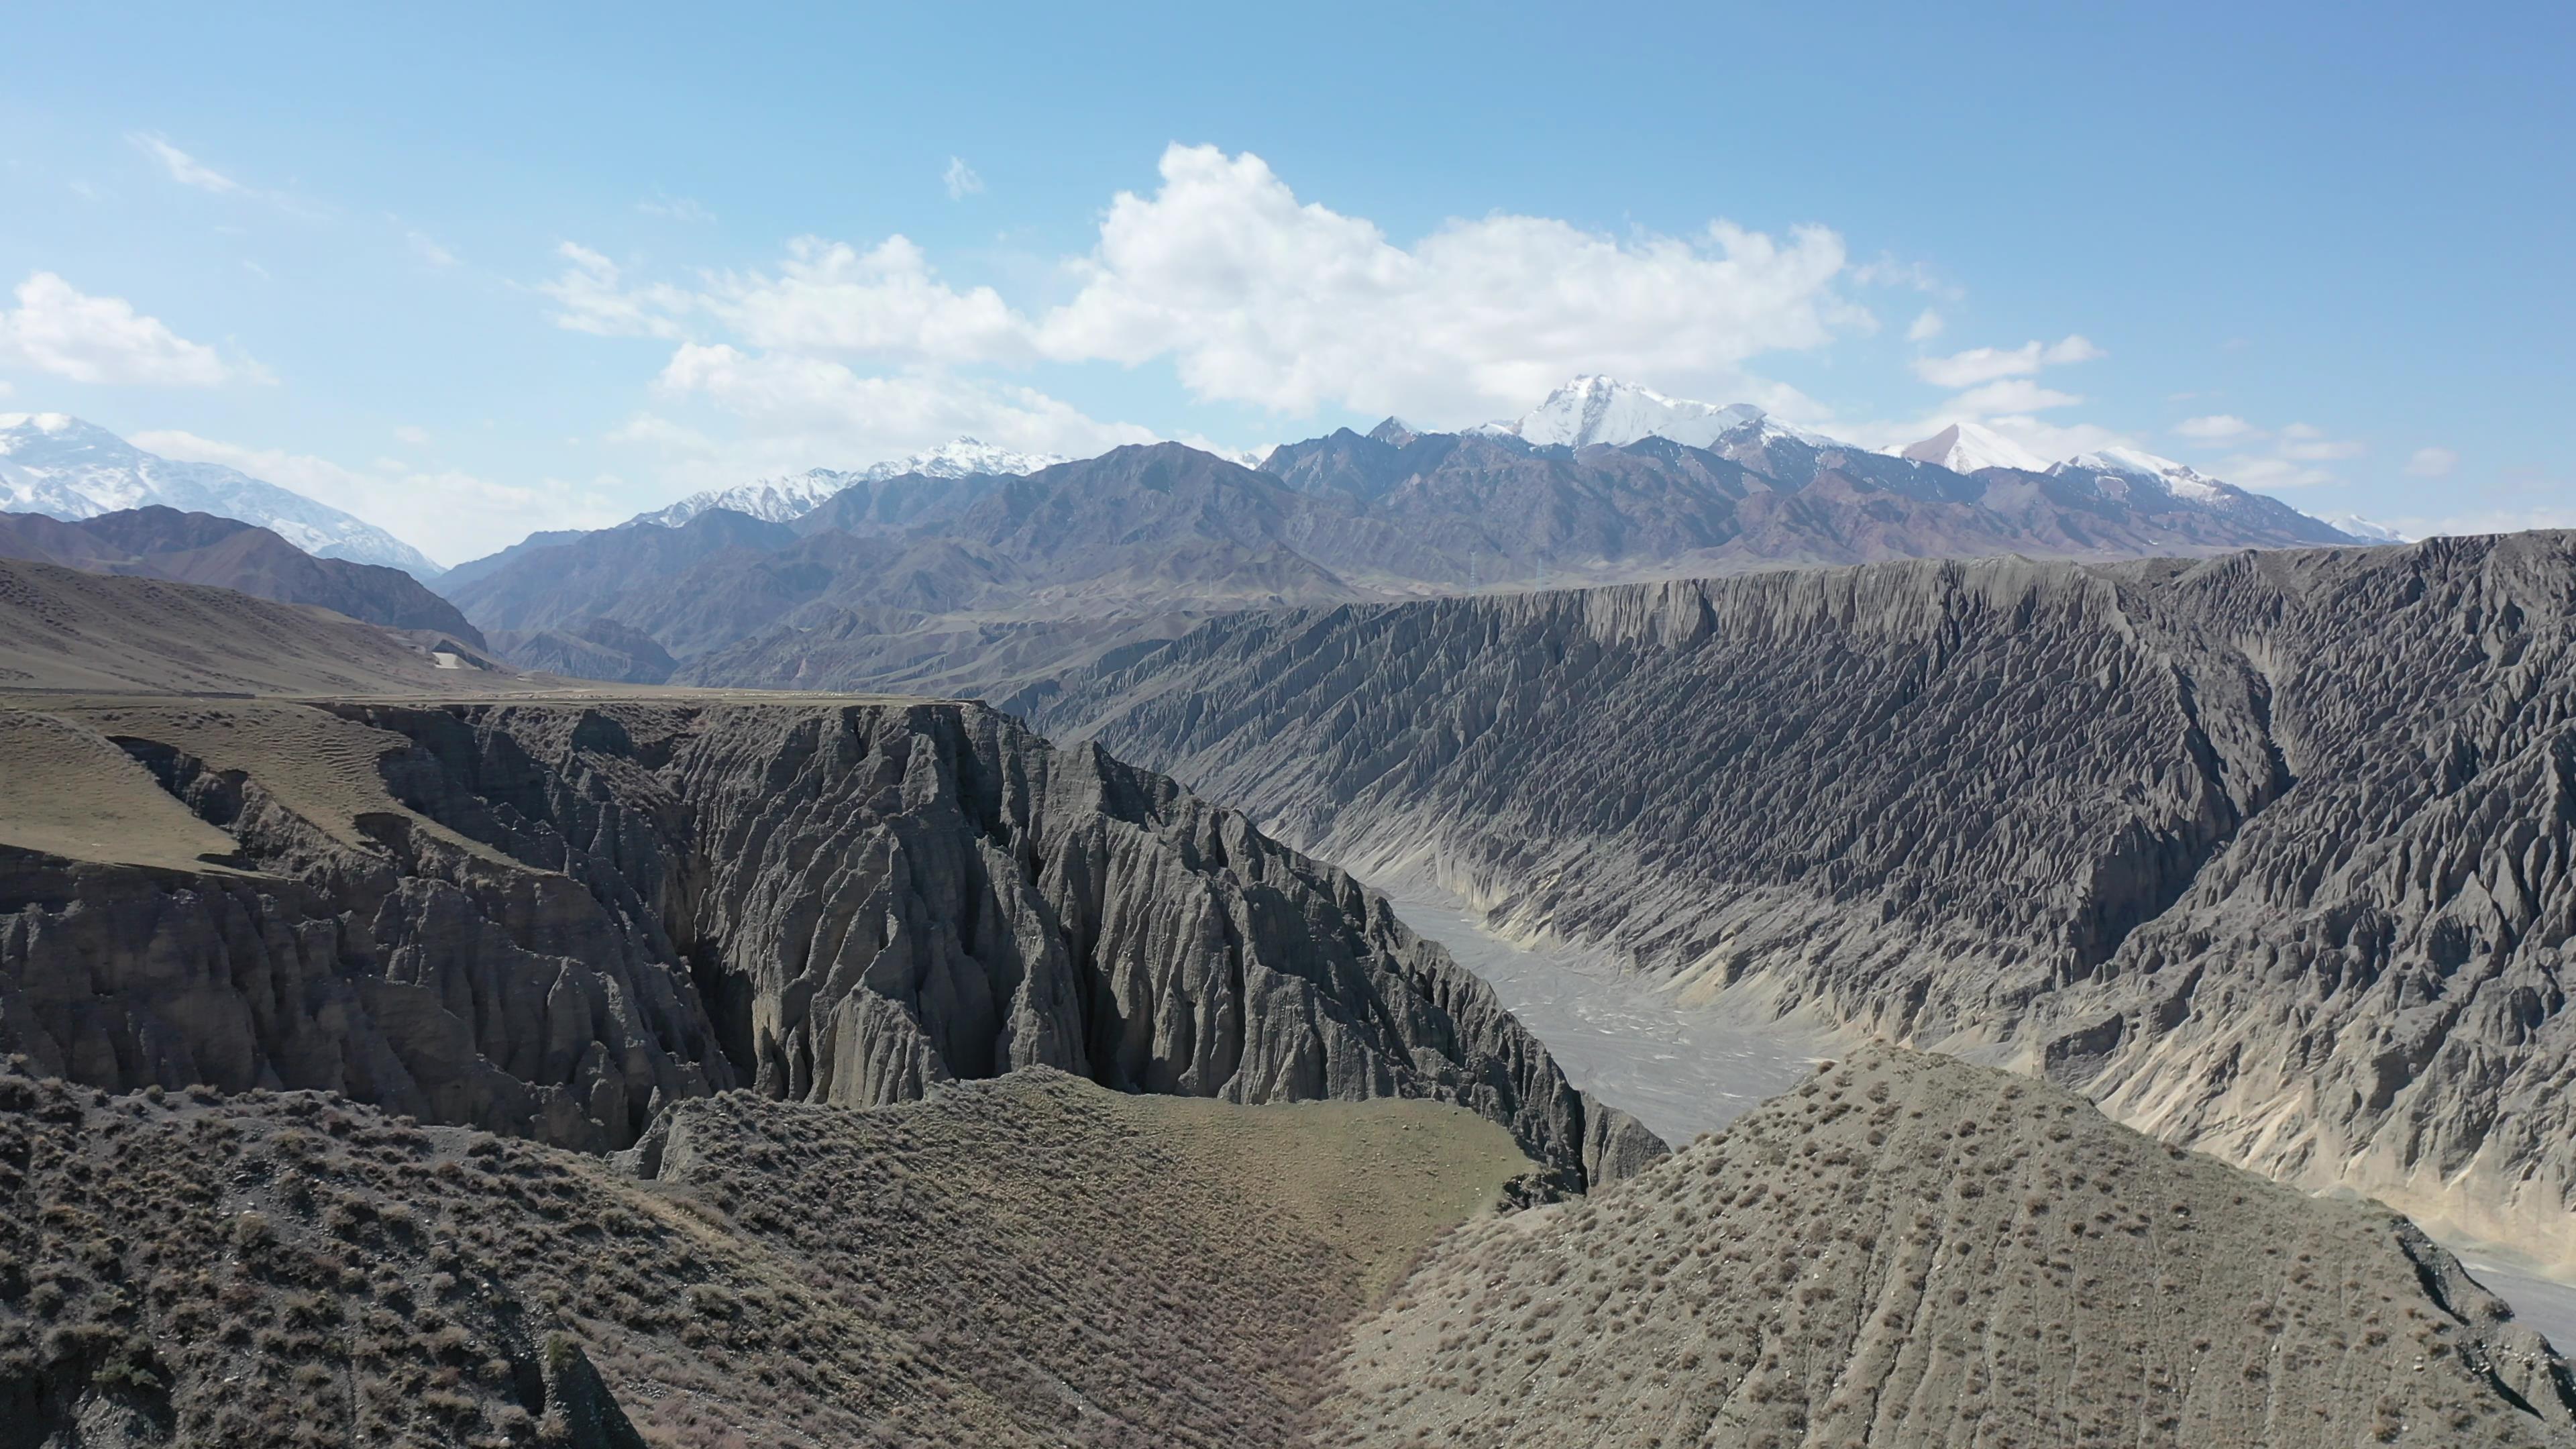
[0,412,445,577]
[430,378,2364,695]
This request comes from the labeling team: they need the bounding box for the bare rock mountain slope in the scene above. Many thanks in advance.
[1327,1048,2576,1449]
[1032,531,2576,1267]
[0,505,484,645]
[0,693,1656,1188]
[0,557,508,696]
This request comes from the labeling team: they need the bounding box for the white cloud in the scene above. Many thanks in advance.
[407,231,458,268]
[129,133,241,194]
[943,157,985,200]
[1027,144,1856,424]
[1910,334,2102,389]
[638,190,715,223]
[2276,423,2363,462]
[2214,454,2339,489]
[133,430,623,565]
[1906,309,1944,342]
[551,144,1860,432]
[2174,414,2257,441]
[2406,446,2459,478]
[649,343,1155,464]
[393,425,431,446]
[539,244,692,339]
[0,272,244,386]
[705,237,1025,363]
[1949,378,2084,414]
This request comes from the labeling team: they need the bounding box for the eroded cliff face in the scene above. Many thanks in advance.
[1030,533,2576,1265]
[0,698,1652,1186]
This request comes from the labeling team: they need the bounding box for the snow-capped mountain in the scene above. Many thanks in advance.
[2056,446,2230,502]
[1893,421,2055,475]
[0,413,443,576]
[1477,375,1829,451]
[627,437,1070,529]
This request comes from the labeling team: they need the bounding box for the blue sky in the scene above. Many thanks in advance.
[2,1,2568,564]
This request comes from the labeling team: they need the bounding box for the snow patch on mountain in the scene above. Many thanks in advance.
[0,412,445,576]
[629,437,1069,528]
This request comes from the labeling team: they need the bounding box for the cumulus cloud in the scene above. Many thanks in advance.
[943,157,984,200]
[704,237,1026,363]
[0,272,246,386]
[133,429,623,565]
[393,425,430,446]
[2174,414,2256,441]
[129,133,242,194]
[1910,335,2102,390]
[1027,145,1856,423]
[546,142,1881,492]
[1906,309,1944,342]
[2407,446,2459,478]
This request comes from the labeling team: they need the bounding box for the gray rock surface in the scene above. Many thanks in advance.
[1327,1049,2576,1448]
[1033,533,2576,1267]
[0,696,1653,1185]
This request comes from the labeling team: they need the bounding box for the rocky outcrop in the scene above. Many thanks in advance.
[1326,1049,2576,1448]
[1032,533,2576,1265]
[0,697,1653,1186]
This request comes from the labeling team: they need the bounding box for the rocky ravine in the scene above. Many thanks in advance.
[1029,532,2576,1267]
[0,696,1657,1188]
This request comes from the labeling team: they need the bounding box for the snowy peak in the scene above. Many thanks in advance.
[1893,421,2054,475]
[1366,417,1420,447]
[1489,375,1782,450]
[859,437,1069,484]
[629,437,1071,529]
[0,413,444,576]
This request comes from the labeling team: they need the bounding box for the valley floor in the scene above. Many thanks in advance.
[1382,879,2576,1356]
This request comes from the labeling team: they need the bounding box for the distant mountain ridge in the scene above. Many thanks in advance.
[623,437,1069,529]
[0,413,445,578]
[445,395,2366,696]
[0,505,484,647]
